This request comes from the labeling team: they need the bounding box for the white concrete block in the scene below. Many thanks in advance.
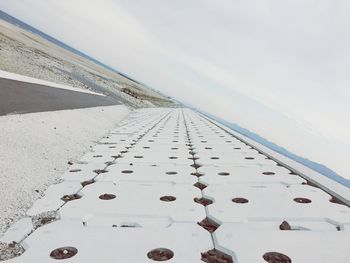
[96,163,197,184]
[197,164,306,185]
[214,223,350,263]
[59,182,205,223]
[205,184,350,224]
[0,218,33,243]
[12,221,212,263]
[27,181,82,216]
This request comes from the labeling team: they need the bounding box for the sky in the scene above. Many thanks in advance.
[1,0,350,179]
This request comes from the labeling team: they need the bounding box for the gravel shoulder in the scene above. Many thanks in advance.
[0,105,130,235]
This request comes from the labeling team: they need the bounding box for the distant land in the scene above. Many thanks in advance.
[0,10,140,84]
[201,111,350,188]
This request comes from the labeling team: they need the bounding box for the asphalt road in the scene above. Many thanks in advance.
[0,78,120,116]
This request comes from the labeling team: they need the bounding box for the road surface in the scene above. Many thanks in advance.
[0,78,119,116]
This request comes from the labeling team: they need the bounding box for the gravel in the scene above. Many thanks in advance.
[0,242,24,261]
[0,105,130,236]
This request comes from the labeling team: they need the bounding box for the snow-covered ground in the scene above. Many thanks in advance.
[0,105,130,236]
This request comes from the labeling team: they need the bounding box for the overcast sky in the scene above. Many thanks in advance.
[1,0,350,178]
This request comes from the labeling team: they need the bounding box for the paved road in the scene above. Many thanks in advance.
[0,78,120,116]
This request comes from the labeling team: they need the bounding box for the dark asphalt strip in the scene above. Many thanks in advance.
[0,78,120,116]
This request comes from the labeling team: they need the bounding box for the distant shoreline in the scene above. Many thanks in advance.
[201,110,350,188]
